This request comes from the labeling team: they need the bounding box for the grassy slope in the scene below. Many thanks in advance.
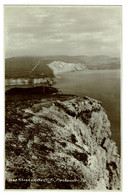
[5,57,54,78]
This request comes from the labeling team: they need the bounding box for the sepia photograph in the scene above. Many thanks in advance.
[5,5,121,190]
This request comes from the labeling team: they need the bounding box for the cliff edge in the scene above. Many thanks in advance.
[5,95,120,190]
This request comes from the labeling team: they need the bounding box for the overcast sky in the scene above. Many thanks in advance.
[4,6,121,58]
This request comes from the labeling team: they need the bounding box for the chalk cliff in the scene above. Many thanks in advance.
[5,77,55,86]
[47,61,87,75]
[5,95,120,190]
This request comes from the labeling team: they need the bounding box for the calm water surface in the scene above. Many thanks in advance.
[54,70,120,153]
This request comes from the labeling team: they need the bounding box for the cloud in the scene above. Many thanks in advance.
[4,6,121,57]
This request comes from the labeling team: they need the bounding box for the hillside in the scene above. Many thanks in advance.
[5,55,120,78]
[5,57,54,78]
[5,92,120,190]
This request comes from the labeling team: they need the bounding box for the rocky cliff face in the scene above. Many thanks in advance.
[5,77,55,86]
[5,95,120,190]
[47,61,87,75]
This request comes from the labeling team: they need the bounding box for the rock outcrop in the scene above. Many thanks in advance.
[5,77,55,87]
[47,61,87,75]
[5,95,120,190]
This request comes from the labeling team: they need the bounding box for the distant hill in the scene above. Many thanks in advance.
[5,55,120,78]
[83,55,120,70]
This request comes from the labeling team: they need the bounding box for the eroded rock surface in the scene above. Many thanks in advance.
[5,95,120,190]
